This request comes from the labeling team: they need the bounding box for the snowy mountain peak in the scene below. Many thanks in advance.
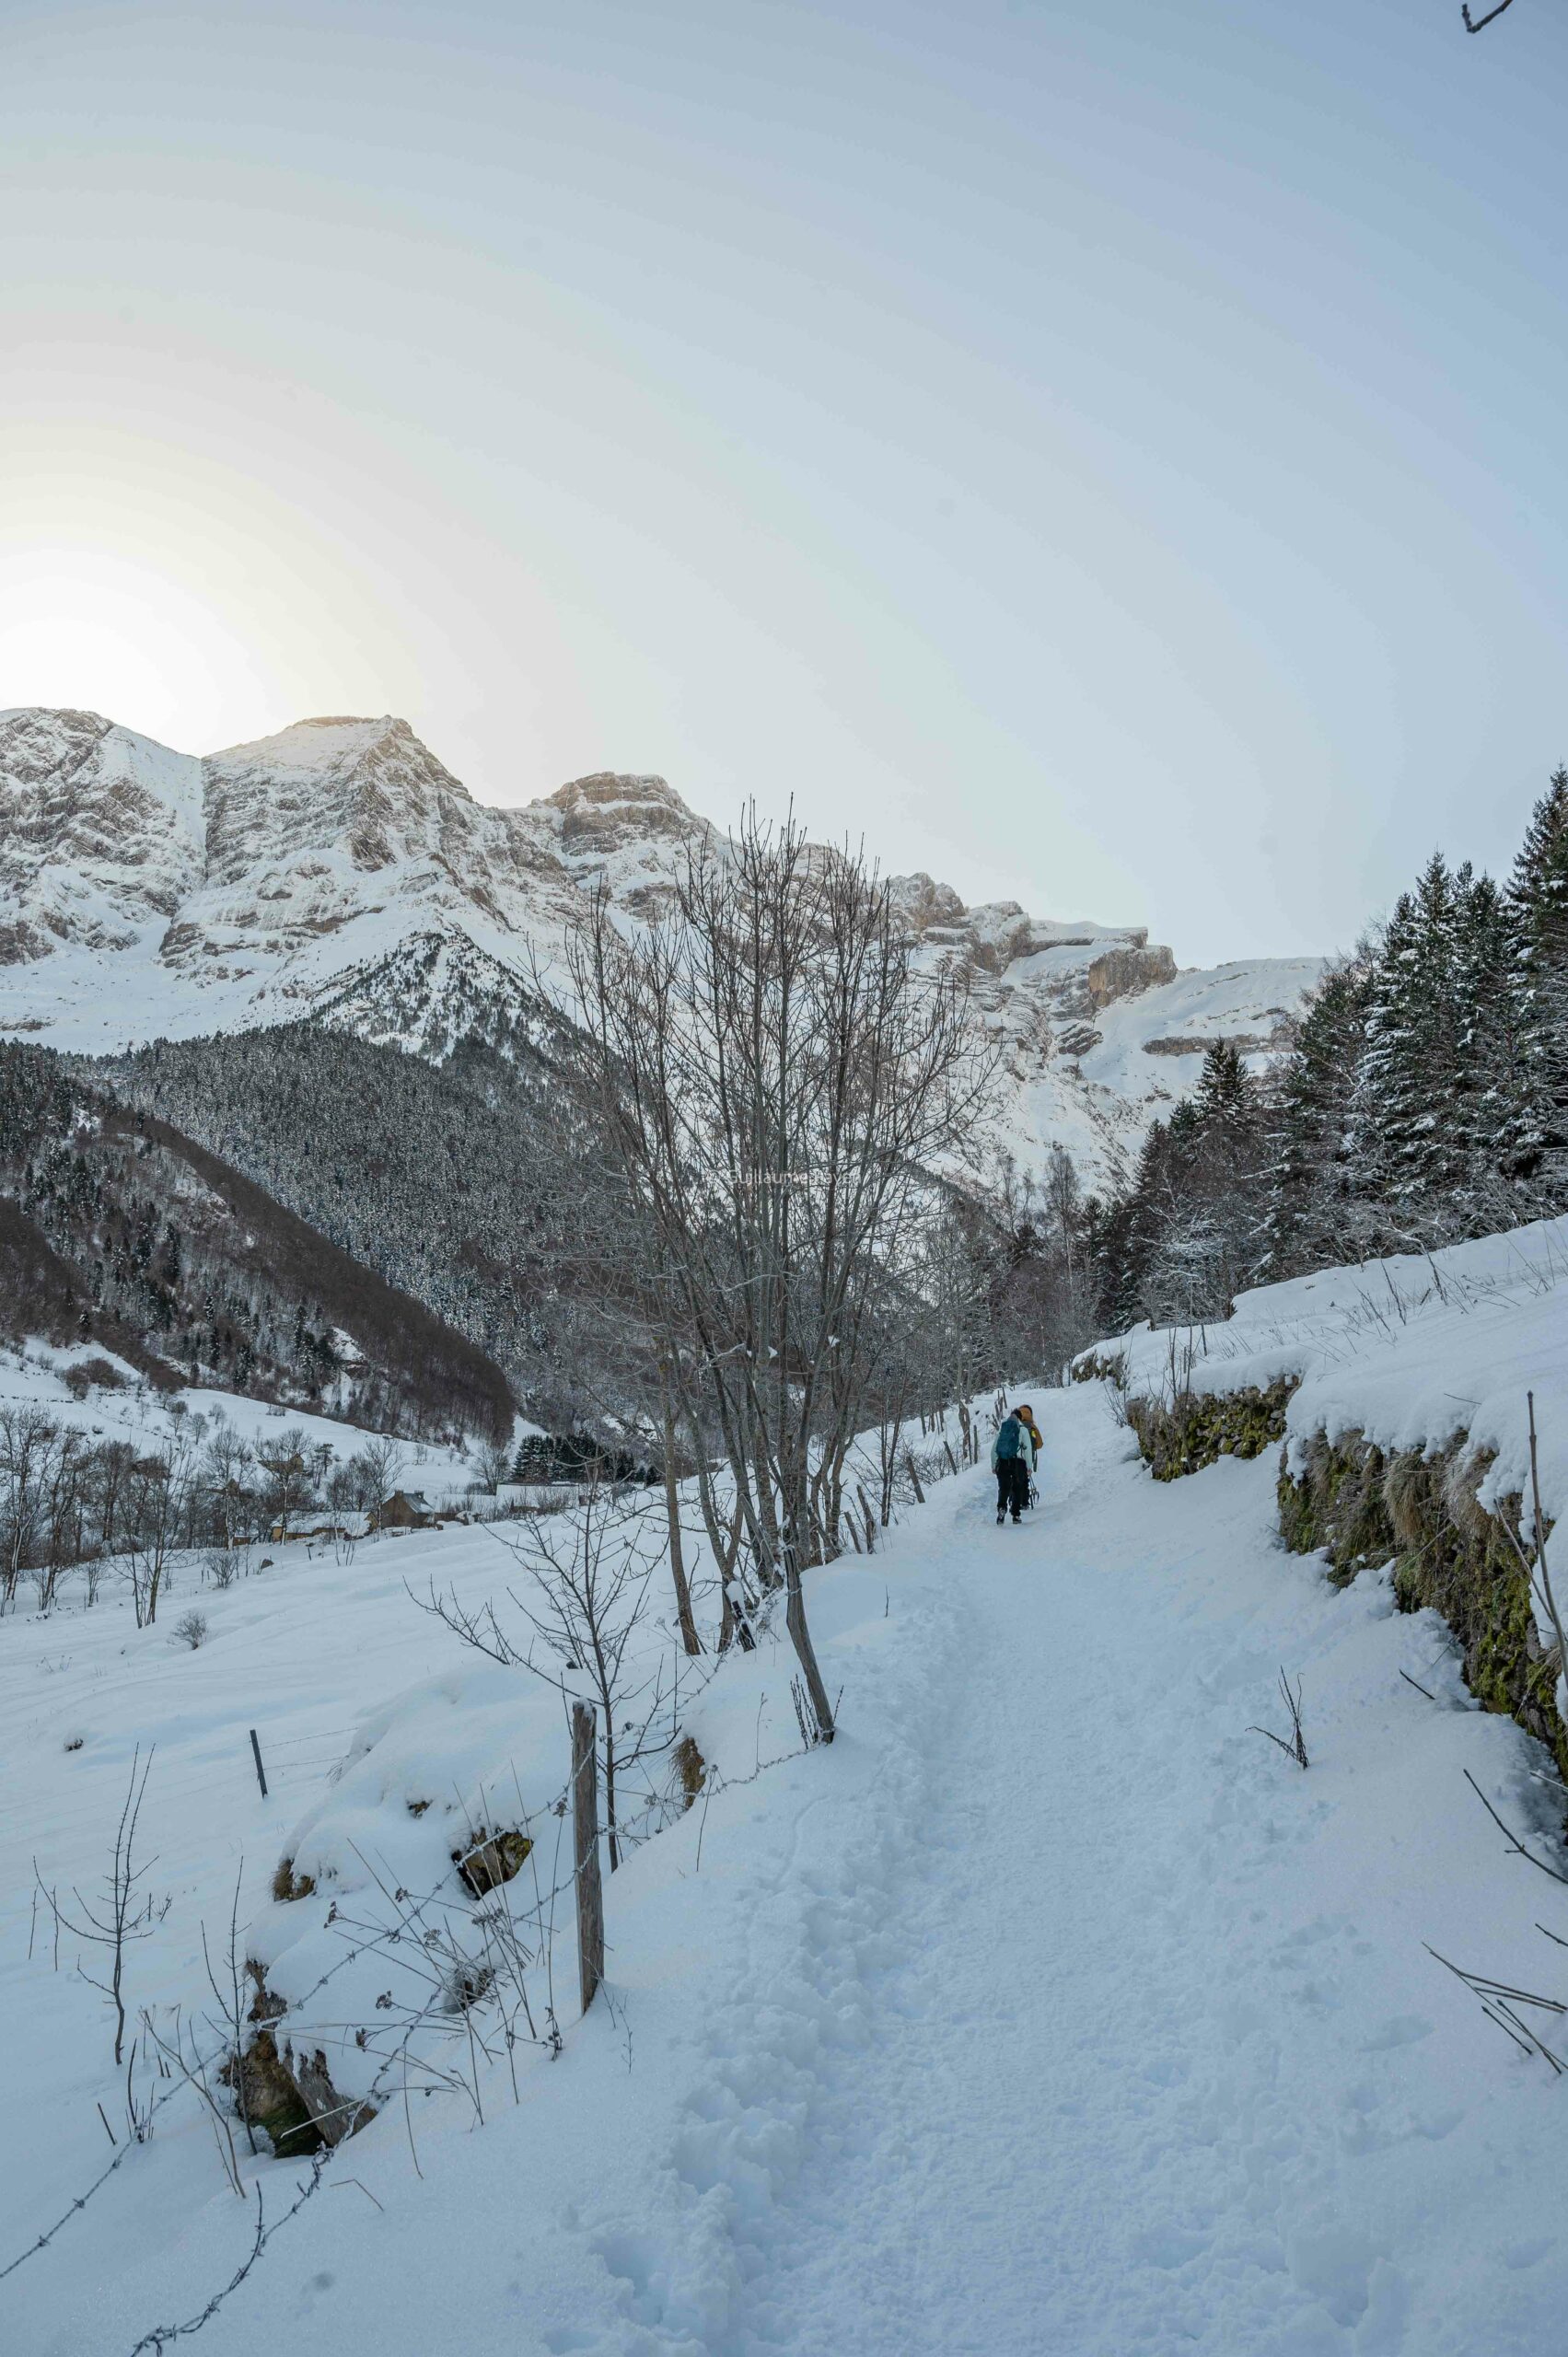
[203,714,479,877]
[206,713,454,797]
[540,771,696,837]
[528,771,710,915]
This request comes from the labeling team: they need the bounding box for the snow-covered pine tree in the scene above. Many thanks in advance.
[1265,953,1374,1275]
[1452,869,1536,1230]
[1349,890,1411,1230]
[1190,1038,1259,1134]
[1097,1043,1272,1329]
[1352,855,1470,1240]
[1179,1040,1272,1304]
[1506,765,1568,1197]
[1136,1102,1214,1328]
[1093,1118,1173,1333]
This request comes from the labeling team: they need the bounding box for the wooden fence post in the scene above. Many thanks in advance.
[249,1727,268,1799]
[571,1701,604,2015]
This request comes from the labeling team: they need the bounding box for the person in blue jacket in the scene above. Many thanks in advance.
[991,1406,1036,1526]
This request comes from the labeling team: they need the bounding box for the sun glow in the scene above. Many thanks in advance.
[0,546,281,749]
[0,419,434,760]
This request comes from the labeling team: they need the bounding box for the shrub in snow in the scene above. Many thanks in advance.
[673,1732,706,1809]
[171,1609,208,1650]
[226,2030,323,2158]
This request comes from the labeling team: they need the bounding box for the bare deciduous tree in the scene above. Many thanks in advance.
[121,1437,198,1628]
[255,1427,310,1542]
[418,1480,677,1871]
[1,1407,62,1608]
[559,808,995,1741]
[200,1416,257,1556]
[472,1437,514,1495]
[35,1747,161,2066]
[352,1434,405,1513]
[657,1359,702,1658]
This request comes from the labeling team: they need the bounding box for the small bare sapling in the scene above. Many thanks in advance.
[34,1746,163,2065]
[1249,1668,1308,1770]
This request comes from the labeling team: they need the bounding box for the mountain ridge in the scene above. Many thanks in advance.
[0,705,1322,1189]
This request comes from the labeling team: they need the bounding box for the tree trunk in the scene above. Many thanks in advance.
[659,1372,702,1657]
[784,1550,835,1743]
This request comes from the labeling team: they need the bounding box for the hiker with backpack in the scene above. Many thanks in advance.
[991,1406,1036,1526]
[1017,1404,1044,1507]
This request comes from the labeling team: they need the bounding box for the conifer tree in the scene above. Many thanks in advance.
[1190,1039,1255,1133]
[1094,1119,1168,1332]
[1353,856,1470,1237]
[1452,870,1535,1226]
[1096,1044,1270,1329]
[1267,954,1374,1274]
[1507,765,1568,1187]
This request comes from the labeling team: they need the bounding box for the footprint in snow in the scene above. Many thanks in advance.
[1359,2014,1433,2051]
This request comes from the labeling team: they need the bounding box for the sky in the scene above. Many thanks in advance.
[2,0,1566,965]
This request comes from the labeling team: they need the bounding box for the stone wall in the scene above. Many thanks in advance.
[1278,1430,1567,1780]
[1091,1359,1567,1778]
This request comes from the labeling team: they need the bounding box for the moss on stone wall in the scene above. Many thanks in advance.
[1123,1379,1298,1484]
[1277,1432,1390,1589]
[1279,1431,1567,1781]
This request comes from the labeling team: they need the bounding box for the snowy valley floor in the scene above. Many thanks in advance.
[6,1383,1568,2354]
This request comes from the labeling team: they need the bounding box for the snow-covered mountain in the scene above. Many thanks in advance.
[0,707,1320,1187]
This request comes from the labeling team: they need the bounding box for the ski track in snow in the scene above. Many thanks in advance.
[9,1386,1568,2354]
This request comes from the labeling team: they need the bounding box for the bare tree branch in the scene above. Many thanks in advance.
[1462,0,1516,33]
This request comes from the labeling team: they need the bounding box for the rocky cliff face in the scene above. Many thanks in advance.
[0,706,1320,1188]
[0,709,205,968]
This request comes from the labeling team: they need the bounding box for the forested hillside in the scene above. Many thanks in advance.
[0,1040,513,1437]
[97,1020,620,1425]
[1095,770,1568,1329]
[97,1016,1108,1433]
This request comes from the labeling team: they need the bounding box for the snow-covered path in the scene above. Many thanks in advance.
[10,1385,1568,2354]
[666,1409,1426,2357]
[577,1389,1567,2357]
[715,1504,1190,2354]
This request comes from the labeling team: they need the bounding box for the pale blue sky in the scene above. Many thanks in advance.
[2,0,1566,961]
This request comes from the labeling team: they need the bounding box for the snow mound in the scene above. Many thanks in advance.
[247,1659,569,2124]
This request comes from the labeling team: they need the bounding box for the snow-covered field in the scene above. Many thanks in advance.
[6,1382,1567,2353]
[0,1337,493,1514]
